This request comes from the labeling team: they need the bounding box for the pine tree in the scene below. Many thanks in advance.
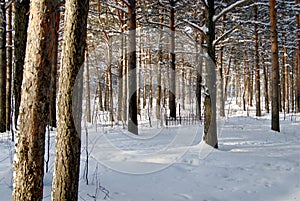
[270,0,280,132]
[13,0,57,200]
[51,0,89,200]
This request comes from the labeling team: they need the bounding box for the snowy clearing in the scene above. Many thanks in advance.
[0,111,300,201]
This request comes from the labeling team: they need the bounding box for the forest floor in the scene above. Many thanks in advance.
[0,107,300,201]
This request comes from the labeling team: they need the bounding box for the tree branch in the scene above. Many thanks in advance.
[213,0,250,23]
[213,23,241,47]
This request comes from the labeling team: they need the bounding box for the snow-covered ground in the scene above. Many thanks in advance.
[0,109,299,201]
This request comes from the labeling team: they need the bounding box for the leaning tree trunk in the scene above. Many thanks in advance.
[0,0,6,132]
[12,0,56,200]
[13,0,30,129]
[51,0,89,200]
[270,0,280,132]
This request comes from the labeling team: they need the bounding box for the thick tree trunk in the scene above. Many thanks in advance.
[0,0,6,132]
[128,0,138,134]
[169,0,176,118]
[270,0,280,132]
[51,0,89,200]
[13,0,30,129]
[12,1,56,200]
[204,0,218,149]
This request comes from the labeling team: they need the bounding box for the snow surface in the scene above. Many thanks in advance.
[0,109,300,201]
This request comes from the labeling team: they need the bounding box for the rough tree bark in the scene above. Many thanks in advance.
[12,0,56,200]
[0,0,6,132]
[51,0,89,200]
[13,0,30,129]
[203,0,218,148]
[270,0,280,132]
[49,6,60,128]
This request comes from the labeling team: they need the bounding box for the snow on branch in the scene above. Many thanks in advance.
[146,19,170,29]
[213,23,241,47]
[183,19,208,35]
[213,0,250,23]
[108,3,128,14]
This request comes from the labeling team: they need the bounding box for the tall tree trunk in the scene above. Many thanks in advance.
[243,50,248,111]
[196,9,204,120]
[13,0,30,129]
[0,0,6,132]
[122,37,128,122]
[117,3,124,121]
[49,5,60,128]
[283,42,289,113]
[249,64,254,107]
[235,62,241,106]
[13,0,56,200]
[219,15,226,117]
[137,25,141,115]
[143,52,147,109]
[281,44,286,113]
[51,0,89,200]
[117,36,123,121]
[128,0,138,134]
[296,0,300,112]
[263,57,270,113]
[224,56,231,101]
[169,0,176,118]
[106,39,114,123]
[85,46,91,123]
[254,1,261,116]
[6,4,12,131]
[270,0,280,132]
[156,9,163,119]
[203,0,218,149]
[149,51,153,109]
